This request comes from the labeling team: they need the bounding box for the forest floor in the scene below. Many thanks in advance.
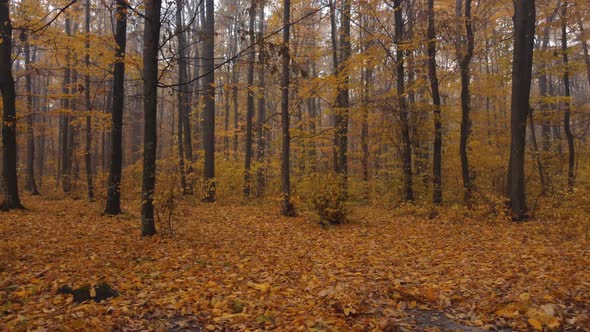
[0,196,588,331]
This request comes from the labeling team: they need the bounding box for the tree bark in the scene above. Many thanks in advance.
[202,0,216,202]
[561,1,575,190]
[141,0,161,236]
[84,0,94,200]
[394,0,413,202]
[507,0,535,220]
[24,34,40,195]
[428,0,442,205]
[280,0,295,216]
[457,0,474,207]
[61,16,73,194]
[105,0,127,215]
[176,0,189,195]
[0,0,23,210]
[243,0,256,198]
[255,0,267,197]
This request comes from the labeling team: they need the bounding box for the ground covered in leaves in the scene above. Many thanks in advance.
[0,197,588,331]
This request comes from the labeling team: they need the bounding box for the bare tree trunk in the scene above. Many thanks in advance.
[24,34,40,195]
[84,0,94,200]
[255,0,267,197]
[507,0,535,220]
[561,1,575,190]
[428,0,442,205]
[243,0,256,198]
[394,0,413,202]
[105,0,127,215]
[0,0,23,210]
[202,0,216,202]
[280,0,295,216]
[61,16,73,193]
[141,0,162,236]
[176,0,188,194]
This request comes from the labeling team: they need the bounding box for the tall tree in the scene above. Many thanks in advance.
[280,0,295,216]
[202,0,216,202]
[255,0,267,197]
[507,0,536,220]
[0,0,22,210]
[427,0,442,205]
[457,0,474,207]
[24,33,40,195]
[141,0,161,236]
[61,15,73,193]
[176,0,189,195]
[561,0,575,190]
[84,0,94,200]
[394,0,413,202]
[333,0,351,187]
[104,0,128,215]
[243,0,256,198]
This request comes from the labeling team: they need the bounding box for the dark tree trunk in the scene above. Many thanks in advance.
[0,0,23,210]
[176,0,189,195]
[280,0,295,216]
[243,0,256,198]
[141,0,161,236]
[202,0,216,202]
[105,0,127,215]
[458,0,474,207]
[84,0,94,200]
[507,0,535,220]
[255,0,267,197]
[577,16,590,85]
[61,17,73,193]
[24,35,40,195]
[561,1,575,190]
[394,0,413,202]
[428,0,442,205]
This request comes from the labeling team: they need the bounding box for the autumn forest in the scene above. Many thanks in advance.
[0,0,589,330]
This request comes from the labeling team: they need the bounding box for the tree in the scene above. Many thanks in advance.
[84,0,94,200]
[61,15,73,193]
[0,0,23,210]
[141,0,161,236]
[507,0,536,220]
[394,0,413,202]
[457,0,474,207]
[105,0,128,215]
[280,0,295,216]
[202,0,216,202]
[255,0,267,197]
[176,0,189,195]
[561,0,575,190]
[24,32,40,195]
[427,0,442,205]
[243,0,256,198]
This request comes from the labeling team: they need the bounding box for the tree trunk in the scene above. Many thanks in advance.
[24,34,40,195]
[141,0,161,236]
[0,0,23,210]
[176,0,189,195]
[255,0,267,197]
[105,0,127,215]
[507,0,535,220]
[61,16,73,193]
[394,0,413,202]
[458,0,474,207]
[84,0,94,200]
[561,1,575,190]
[280,0,295,216]
[428,0,442,205]
[202,0,216,202]
[243,0,256,198]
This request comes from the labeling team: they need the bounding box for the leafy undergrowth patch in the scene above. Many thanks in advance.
[0,197,588,331]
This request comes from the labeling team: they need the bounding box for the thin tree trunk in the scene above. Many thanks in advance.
[61,16,73,193]
[141,0,161,236]
[24,34,40,195]
[280,0,295,216]
[202,0,216,202]
[243,0,256,198]
[105,0,127,215]
[561,1,575,189]
[428,0,442,205]
[255,0,267,196]
[84,0,94,200]
[176,0,189,194]
[394,0,413,202]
